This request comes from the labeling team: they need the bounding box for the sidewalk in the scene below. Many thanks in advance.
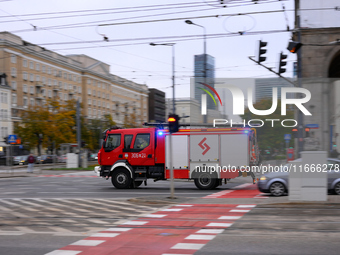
[0,165,84,178]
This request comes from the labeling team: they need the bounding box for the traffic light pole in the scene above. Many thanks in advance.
[248,56,297,87]
[169,133,175,199]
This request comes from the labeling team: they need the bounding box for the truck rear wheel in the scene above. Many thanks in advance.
[194,173,217,190]
[111,168,132,189]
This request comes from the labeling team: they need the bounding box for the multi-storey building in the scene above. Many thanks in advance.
[148,88,165,123]
[0,73,12,146]
[194,54,215,110]
[0,32,148,127]
[255,78,294,103]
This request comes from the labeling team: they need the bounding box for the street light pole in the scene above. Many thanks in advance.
[150,42,176,199]
[185,20,207,123]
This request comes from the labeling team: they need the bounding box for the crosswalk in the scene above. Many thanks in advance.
[0,198,163,236]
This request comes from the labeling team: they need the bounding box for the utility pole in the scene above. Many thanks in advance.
[76,101,81,167]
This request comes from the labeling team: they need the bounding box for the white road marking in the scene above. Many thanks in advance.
[70,240,105,246]
[122,221,148,225]
[45,250,82,255]
[230,209,250,213]
[185,234,216,240]
[236,205,256,208]
[174,205,193,207]
[171,243,206,250]
[144,214,167,218]
[91,233,120,238]
[218,216,241,220]
[106,227,132,232]
[206,223,233,227]
[161,208,182,212]
[196,229,224,234]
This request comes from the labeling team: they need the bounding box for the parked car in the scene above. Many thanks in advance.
[257,158,340,196]
[39,155,58,164]
[13,155,30,165]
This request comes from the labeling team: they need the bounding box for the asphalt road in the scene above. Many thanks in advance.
[0,170,245,255]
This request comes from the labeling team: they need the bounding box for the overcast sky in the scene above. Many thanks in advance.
[0,0,296,98]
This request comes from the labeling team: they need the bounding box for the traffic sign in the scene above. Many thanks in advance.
[305,124,319,129]
[284,134,291,140]
[7,134,17,144]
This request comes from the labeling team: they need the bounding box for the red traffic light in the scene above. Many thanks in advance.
[305,128,310,132]
[287,41,302,53]
[292,128,298,132]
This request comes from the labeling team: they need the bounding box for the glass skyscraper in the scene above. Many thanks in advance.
[194,54,215,110]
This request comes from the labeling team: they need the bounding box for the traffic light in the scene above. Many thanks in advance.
[305,127,310,137]
[278,52,287,74]
[168,114,179,133]
[292,128,298,138]
[258,40,267,63]
[287,41,302,53]
[3,137,8,144]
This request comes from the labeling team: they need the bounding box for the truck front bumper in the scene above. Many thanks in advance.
[94,166,101,177]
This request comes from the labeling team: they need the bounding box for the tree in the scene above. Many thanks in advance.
[123,113,139,128]
[14,99,77,155]
[243,99,295,154]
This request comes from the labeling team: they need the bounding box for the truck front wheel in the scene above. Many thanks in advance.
[194,173,217,190]
[111,168,132,189]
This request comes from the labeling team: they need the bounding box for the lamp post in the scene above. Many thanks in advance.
[150,42,176,199]
[185,20,207,123]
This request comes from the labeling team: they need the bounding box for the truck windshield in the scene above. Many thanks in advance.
[104,134,121,151]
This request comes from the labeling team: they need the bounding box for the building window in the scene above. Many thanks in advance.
[93,90,96,96]
[23,72,28,80]
[53,69,57,76]
[47,67,51,75]
[29,61,34,69]
[64,73,67,79]
[48,90,52,98]
[78,77,81,83]
[59,81,62,88]
[58,92,62,99]
[64,83,67,90]
[73,75,76,82]
[87,79,91,84]
[23,59,27,67]
[30,98,34,106]
[54,80,57,86]
[69,84,72,90]
[23,97,28,108]
[42,77,46,85]
[30,86,34,94]
[88,99,91,105]
[98,91,101,98]
[48,79,52,86]
[64,94,67,100]
[30,73,34,82]
[12,94,17,106]
[23,84,28,93]
[93,99,96,105]
[78,86,81,93]
[36,63,40,71]
[42,65,46,73]
[68,74,72,81]
[88,88,91,95]
[11,68,17,77]
[11,81,17,90]
[88,108,92,116]
[36,75,40,82]
[11,54,16,63]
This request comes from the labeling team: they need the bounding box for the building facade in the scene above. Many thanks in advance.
[148,88,165,123]
[0,32,149,128]
[194,54,215,110]
[293,0,340,153]
[0,73,12,147]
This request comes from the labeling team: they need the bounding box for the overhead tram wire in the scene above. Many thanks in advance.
[48,29,289,51]
[10,8,289,34]
[0,0,282,20]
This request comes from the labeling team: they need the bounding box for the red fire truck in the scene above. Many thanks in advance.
[94,127,260,190]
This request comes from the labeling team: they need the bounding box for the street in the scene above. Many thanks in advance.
[1,170,340,255]
[0,170,242,255]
